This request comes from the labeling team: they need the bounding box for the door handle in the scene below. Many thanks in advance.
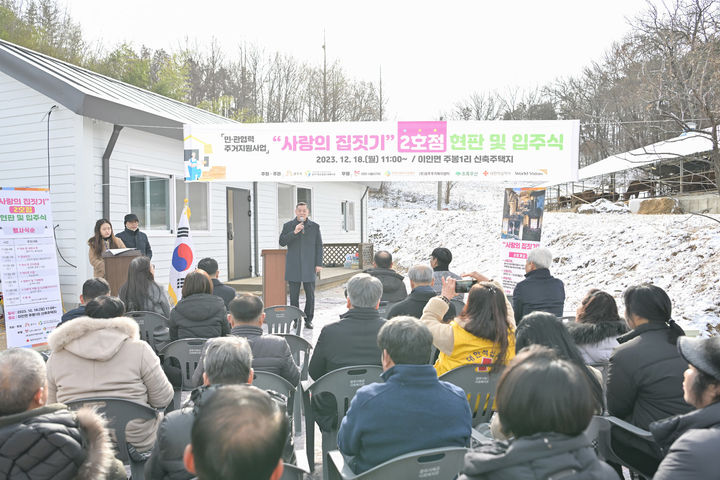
[227,222,233,240]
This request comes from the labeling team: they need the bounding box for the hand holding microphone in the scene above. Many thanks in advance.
[294,220,305,235]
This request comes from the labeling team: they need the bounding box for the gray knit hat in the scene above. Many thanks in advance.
[677,336,720,382]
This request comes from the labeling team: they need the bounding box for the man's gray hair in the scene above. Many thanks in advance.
[347,273,383,308]
[204,337,253,385]
[528,247,553,269]
[377,316,433,365]
[0,348,47,415]
[408,264,433,284]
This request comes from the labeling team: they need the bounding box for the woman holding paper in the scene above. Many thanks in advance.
[88,218,125,277]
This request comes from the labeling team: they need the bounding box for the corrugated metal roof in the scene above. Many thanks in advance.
[0,39,237,139]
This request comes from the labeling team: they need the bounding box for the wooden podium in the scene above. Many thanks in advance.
[102,249,142,296]
[261,249,287,307]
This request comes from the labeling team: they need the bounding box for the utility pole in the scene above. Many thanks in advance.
[322,31,327,122]
[379,65,383,121]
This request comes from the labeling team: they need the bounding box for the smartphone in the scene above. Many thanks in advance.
[455,279,478,293]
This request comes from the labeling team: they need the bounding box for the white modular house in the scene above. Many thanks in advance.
[0,39,371,309]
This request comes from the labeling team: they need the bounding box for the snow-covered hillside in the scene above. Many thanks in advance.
[368,182,720,334]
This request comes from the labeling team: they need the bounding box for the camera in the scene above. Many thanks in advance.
[454,279,478,293]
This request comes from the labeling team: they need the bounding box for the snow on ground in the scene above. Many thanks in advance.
[367,182,720,335]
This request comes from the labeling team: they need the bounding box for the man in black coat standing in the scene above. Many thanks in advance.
[116,213,152,259]
[512,247,565,324]
[279,202,323,329]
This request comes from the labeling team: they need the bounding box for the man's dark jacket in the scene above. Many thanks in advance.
[338,364,471,473]
[387,286,455,321]
[651,400,720,480]
[512,268,565,323]
[606,322,691,431]
[363,267,407,302]
[279,218,323,283]
[309,307,385,380]
[168,293,229,340]
[191,324,300,386]
[116,227,152,259]
[0,404,124,480]
[59,305,86,325]
[211,278,236,309]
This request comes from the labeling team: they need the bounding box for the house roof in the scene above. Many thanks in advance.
[0,39,236,140]
[577,129,715,180]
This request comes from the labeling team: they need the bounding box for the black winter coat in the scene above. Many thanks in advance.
[168,293,229,340]
[459,432,618,480]
[308,307,385,380]
[363,267,407,302]
[191,325,300,386]
[116,227,152,259]
[606,322,691,430]
[211,278,236,309]
[0,404,123,480]
[512,268,565,323]
[651,401,720,480]
[387,286,456,321]
[279,217,323,283]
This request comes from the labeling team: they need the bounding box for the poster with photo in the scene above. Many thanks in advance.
[0,188,62,349]
[500,188,546,296]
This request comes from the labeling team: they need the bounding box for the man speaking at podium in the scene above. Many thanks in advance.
[279,202,323,329]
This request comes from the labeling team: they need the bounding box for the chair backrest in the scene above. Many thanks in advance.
[352,447,467,479]
[158,338,207,390]
[278,333,313,381]
[264,305,304,335]
[450,299,465,315]
[65,397,157,464]
[253,371,295,413]
[308,365,383,423]
[439,364,503,426]
[126,311,169,351]
[280,463,308,480]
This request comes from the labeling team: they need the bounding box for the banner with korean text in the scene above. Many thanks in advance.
[183,120,579,183]
[0,188,62,349]
[500,188,546,296]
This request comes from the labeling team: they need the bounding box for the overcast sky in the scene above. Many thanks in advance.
[63,0,657,120]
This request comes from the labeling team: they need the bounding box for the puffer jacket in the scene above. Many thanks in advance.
[168,293,229,340]
[46,316,174,451]
[566,320,628,364]
[0,404,125,480]
[363,267,407,302]
[651,401,720,480]
[459,432,619,480]
[190,325,300,387]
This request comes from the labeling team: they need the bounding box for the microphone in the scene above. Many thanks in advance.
[300,219,305,234]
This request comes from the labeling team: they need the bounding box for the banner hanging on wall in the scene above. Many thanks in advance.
[499,188,546,296]
[0,188,62,349]
[183,120,579,183]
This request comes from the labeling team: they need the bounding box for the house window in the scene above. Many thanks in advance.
[342,201,355,232]
[175,180,209,230]
[130,174,170,230]
[297,187,312,213]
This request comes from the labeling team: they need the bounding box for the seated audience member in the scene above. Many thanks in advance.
[46,295,174,457]
[169,269,229,340]
[191,294,300,386]
[429,247,464,302]
[421,277,515,376]
[309,273,385,380]
[512,247,565,324]
[338,317,471,473]
[652,336,720,480]
[491,312,605,440]
[459,346,619,480]
[119,256,171,317]
[183,384,289,480]
[363,250,407,303]
[606,284,691,477]
[566,289,628,364]
[388,264,455,322]
[197,257,236,309]
[147,337,295,480]
[0,348,125,480]
[60,277,110,324]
